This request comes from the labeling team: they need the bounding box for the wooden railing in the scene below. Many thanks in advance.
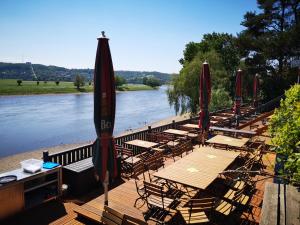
[44,96,282,166]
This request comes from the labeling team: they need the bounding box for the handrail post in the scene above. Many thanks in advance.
[172,120,175,128]
[148,126,152,133]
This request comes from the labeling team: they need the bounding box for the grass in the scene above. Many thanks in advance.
[0,79,93,95]
[117,84,155,91]
[0,79,155,95]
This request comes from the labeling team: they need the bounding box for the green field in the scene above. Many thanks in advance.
[0,79,155,95]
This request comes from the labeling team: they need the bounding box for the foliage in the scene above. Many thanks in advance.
[168,49,233,115]
[55,81,60,85]
[237,0,300,100]
[74,75,85,89]
[269,84,300,184]
[210,88,233,112]
[117,84,154,91]
[17,79,22,86]
[115,75,126,87]
[36,81,39,85]
[0,62,173,84]
[142,76,161,87]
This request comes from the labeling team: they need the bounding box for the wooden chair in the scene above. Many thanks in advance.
[132,162,147,207]
[212,143,228,150]
[178,198,215,224]
[101,205,124,225]
[143,181,175,210]
[122,214,148,225]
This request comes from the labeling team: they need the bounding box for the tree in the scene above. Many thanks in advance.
[74,75,85,89]
[55,81,60,85]
[168,50,234,115]
[17,80,22,86]
[210,88,233,112]
[269,84,300,184]
[237,0,300,100]
[143,76,161,88]
[115,75,126,87]
[37,81,39,85]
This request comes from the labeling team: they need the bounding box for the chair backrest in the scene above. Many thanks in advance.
[132,162,146,180]
[122,214,148,225]
[101,205,124,225]
[121,147,133,157]
[146,133,157,142]
[188,198,215,211]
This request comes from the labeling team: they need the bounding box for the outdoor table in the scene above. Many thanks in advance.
[182,124,199,129]
[206,134,249,148]
[153,147,240,190]
[166,141,180,146]
[125,139,159,149]
[209,126,256,136]
[124,156,141,164]
[163,129,189,136]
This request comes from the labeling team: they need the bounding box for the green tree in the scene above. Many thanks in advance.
[168,50,232,115]
[210,88,233,112]
[55,81,60,85]
[74,75,85,89]
[17,79,22,86]
[115,75,126,87]
[269,84,300,184]
[238,0,300,100]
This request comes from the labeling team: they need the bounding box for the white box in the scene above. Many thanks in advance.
[21,159,43,173]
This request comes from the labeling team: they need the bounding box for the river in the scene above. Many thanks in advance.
[0,86,175,158]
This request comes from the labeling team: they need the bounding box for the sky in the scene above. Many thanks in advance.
[0,0,259,73]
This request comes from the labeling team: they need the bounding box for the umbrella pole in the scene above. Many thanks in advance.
[103,170,109,206]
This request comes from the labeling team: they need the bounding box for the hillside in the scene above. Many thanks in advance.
[0,62,174,84]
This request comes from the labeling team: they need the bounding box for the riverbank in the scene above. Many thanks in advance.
[0,113,189,173]
[0,79,156,95]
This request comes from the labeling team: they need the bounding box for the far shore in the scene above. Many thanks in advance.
[0,79,158,96]
[0,113,189,174]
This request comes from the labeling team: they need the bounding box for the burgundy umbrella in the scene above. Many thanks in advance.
[92,32,118,206]
[233,69,242,127]
[198,61,211,144]
[253,73,259,107]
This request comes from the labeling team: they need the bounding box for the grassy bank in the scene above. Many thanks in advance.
[0,79,155,95]
[0,79,93,95]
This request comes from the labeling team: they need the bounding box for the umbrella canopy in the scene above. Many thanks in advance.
[253,73,259,107]
[92,34,118,184]
[198,61,211,131]
[233,69,242,115]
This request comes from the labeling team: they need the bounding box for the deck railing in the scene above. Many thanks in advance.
[45,95,282,166]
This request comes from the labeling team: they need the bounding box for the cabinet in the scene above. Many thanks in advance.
[0,166,62,220]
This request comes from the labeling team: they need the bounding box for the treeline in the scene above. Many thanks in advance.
[168,0,300,115]
[0,62,173,85]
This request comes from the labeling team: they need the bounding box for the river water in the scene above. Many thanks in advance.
[0,86,175,158]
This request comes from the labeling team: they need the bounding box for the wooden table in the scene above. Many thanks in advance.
[182,124,199,129]
[206,135,249,148]
[125,139,158,149]
[260,182,300,225]
[153,147,239,190]
[163,129,188,136]
[210,126,256,136]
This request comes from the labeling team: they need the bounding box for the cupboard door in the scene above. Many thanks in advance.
[0,183,24,220]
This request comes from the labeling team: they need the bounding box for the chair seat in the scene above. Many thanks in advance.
[233,180,245,190]
[148,195,174,208]
[215,200,235,216]
[179,209,209,224]
[223,189,249,205]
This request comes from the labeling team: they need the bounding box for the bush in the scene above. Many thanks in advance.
[74,75,85,89]
[269,84,300,184]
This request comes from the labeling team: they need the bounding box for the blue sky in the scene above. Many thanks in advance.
[0,0,258,73]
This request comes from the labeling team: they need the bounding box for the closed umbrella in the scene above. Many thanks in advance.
[198,61,211,145]
[92,32,118,206]
[233,69,242,127]
[253,73,259,108]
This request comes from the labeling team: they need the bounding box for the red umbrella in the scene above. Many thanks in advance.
[92,32,118,206]
[253,73,259,107]
[198,61,211,144]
